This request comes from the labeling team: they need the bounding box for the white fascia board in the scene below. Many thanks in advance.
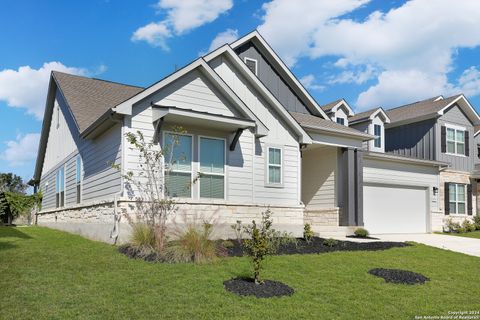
[230,30,330,120]
[437,94,480,125]
[332,99,355,117]
[204,45,312,144]
[370,108,391,123]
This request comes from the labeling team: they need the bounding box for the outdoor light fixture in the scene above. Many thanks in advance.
[433,187,438,195]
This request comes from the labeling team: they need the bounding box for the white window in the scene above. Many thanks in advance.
[449,183,466,214]
[336,117,345,126]
[244,57,258,76]
[267,147,282,185]
[163,132,193,198]
[199,137,225,199]
[75,156,82,204]
[446,127,465,155]
[56,166,65,208]
[374,124,382,148]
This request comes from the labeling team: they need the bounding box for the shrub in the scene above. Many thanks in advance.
[166,222,218,263]
[323,238,338,247]
[457,227,466,234]
[230,220,244,245]
[304,223,314,242]
[445,219,461,233]
[354,228,369,238]
[242,209,279,285]
[473,215,480,230]
[462,220,476,232]
[130,223,156,249]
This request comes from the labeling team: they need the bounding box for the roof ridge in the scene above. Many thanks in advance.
[52,70,144,89]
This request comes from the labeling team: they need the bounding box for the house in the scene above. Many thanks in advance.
[31,31,468,242]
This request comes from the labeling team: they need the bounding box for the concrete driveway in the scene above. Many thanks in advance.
[376,233,480,257]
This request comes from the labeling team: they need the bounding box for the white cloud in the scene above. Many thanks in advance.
[133,0,233,50]
[131,21,171,49]
[208,28,238,52]
[457,66,480,98]
[300,74,325,91]
[328,65,377,85]
[257,0,480,109]
[0,62,90,119]
[1,133,40,167]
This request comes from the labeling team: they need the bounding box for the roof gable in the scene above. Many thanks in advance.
[230,31,329,119]
[349,107,390,124]
[321,99,354,116]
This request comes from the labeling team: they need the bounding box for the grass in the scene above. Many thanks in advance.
[436,231,480,239]
[1,226,480,320]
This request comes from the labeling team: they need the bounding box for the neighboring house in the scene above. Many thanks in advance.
[31,31,469,242]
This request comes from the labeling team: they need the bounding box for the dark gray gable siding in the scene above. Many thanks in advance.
[235,42,311,114]
[436,104,475,172]
[385,119,436,160]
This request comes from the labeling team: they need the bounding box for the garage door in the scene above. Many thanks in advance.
[363,184,427,234]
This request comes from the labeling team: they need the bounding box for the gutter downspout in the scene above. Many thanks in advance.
[109,113,124,244]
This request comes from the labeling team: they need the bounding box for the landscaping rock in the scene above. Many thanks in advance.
[368,268,430,285]
[224,277,294,298]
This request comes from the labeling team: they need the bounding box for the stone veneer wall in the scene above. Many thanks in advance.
[304,208,339,227]
[37,200,305,244]
[434,170,477,232]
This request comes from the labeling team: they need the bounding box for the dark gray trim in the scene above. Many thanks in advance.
[444,182,450,215]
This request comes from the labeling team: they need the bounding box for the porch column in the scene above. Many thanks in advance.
[340,147,363,226]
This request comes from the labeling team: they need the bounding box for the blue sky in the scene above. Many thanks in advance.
[1,0,480,183]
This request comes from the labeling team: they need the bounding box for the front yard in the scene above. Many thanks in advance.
[438,231,480,239]
[1,226,479,319]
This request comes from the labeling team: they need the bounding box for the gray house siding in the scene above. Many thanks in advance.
[436,104,475,172]
[39,87,122,211]
[235,42,310,114]
[350,121,370,150]
[385,119,436,160]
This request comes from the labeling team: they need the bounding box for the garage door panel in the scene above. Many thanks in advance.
[364,184,427,234]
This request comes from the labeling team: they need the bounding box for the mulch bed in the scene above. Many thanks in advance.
[368,268,430,285]
[346,235,380,240]
[224,277,294,298]
[224,237,409,257]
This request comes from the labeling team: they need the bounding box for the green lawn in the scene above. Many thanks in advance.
[437,231,480,239]
[1,227,480,320]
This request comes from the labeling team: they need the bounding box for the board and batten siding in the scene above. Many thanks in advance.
[39,88,123,211]
[436,104,475,172]
[125,63,301,207]
[385,119,436,160]
[235,42,310,115]
[301,147,337,209]
[363,157,440,211]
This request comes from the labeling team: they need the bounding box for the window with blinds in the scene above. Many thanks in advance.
[199,137,225,199]
[163,133,193,198]
[56,166,65,208]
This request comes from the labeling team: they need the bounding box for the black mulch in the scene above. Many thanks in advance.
[368,268,430,285]
[118,244,165,262]
[224,277,294,298]
[224,237,409,257]
[346,235,380,240]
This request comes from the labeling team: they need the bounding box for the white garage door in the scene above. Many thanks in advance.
[363,184,427,234]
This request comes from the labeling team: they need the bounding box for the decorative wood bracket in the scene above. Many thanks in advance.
[229,128,244,151]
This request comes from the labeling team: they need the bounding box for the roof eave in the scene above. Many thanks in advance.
[302,125,374,141]
[364,151,448,167]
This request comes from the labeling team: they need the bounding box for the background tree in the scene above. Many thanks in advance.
[0,173,27,194]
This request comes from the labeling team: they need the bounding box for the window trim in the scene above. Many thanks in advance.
[373,124,382,148]
[449,183,467,215]
[162,131,194,199]
[445,124,466,157]
[198,135,227,200]
[336,117,345,126]
[265,146,284,188]
[75,156,82,204]
[55,165,65,208]
[244,57,258,76]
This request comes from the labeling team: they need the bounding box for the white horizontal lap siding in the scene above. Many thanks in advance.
[363,158,439,209]
[302,147,336,209]
[80,124,122,203]
[228,129,254,203]
[148,70,235,117]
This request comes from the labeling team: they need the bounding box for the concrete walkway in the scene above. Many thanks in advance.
[378,234,480,257]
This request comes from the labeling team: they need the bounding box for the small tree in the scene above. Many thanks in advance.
[242,209,279,285]
[0,191,42,224]
[115,127,194,252]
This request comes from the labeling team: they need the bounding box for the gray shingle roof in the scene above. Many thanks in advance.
[385,95,462,124]
[320,99,343,113]
[289,112,373,140]
[52,71,144,132]
[348,108,380,123]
